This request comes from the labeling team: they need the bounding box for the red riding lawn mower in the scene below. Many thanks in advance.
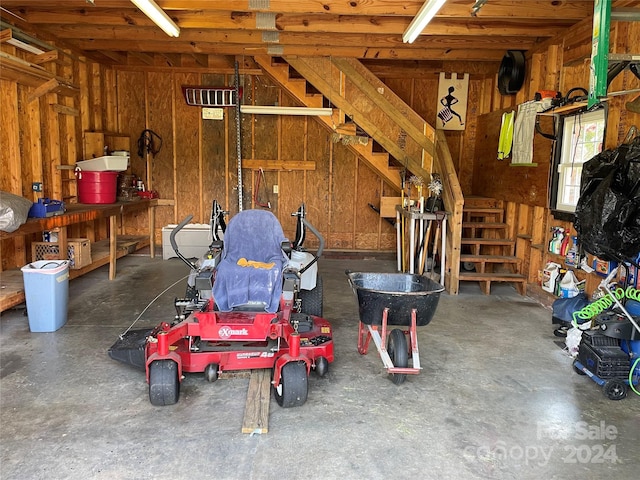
[109,202,334,407]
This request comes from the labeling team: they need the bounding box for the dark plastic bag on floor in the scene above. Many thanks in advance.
[574,136,640,262]
[551,292,590,325]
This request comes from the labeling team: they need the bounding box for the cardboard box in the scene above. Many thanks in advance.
[32,238,92,270]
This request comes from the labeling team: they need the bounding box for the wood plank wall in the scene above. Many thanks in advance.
[2,17,638,287]
[470,20,640,298]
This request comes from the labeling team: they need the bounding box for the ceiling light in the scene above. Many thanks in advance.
[240,106,333,116]
[131,0,180,37]
[6,37,45,54]
[402,0,447,44]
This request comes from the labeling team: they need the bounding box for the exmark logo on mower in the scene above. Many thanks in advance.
[218,326,249,338]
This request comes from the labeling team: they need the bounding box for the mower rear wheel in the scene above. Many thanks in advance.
[388,329,408,385]
[149,360,180,406]
[603,379,627,401]
[299,276,323,317]
[274,361,308,408]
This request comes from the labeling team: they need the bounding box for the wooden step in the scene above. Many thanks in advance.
[463,222,507,230]
[459,272,527,295]
[461,238,514,246]
[460,254,520,264]
[460,254,521,274]
[463,207,503,214]
[463,207,504,222]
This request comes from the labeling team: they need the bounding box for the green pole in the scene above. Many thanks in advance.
[588,0,612,108]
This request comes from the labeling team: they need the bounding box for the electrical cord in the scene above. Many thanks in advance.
[630,357,640,396]
[137,129,163,158]
[118,274,189,339]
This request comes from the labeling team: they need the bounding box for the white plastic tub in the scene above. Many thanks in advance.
[76,155,129,172]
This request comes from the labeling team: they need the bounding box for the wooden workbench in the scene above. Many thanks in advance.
[0,199,157,312]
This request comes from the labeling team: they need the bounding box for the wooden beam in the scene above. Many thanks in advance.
[243,159,316,170]
[51,103,80,116]
[0,1,594,19]
[31,50,69,66]
[331,57,435,158]
[73,40,511,62]
[27,77,80,103]
[127,51,155,66]
[0,29,11,43]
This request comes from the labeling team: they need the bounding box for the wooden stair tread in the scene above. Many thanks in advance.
[463,207,503,213]
[461,238,515,245]
[463,222,507,229]
[460,254,520,263]
[459,272,527,282]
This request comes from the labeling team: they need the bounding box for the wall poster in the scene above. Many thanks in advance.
[436,72,469,131]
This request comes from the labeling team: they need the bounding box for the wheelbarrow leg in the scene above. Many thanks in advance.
[409,308,421,370]
[357,320,372,355]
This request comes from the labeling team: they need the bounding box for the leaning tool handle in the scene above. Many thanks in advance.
[298,217,325,275]
[170,215,198,270]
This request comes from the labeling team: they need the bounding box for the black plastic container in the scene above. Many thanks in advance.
[347,272,444,326]
[578,342,630,379]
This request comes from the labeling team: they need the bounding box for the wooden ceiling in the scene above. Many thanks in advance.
[1,1,638,72]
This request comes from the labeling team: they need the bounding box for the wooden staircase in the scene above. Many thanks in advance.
[459,197,527,295]
[253,55,465,294]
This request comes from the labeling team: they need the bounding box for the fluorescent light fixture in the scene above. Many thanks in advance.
[402,0,447,44]
[131,0,180,37]
[6,38,44,54]
[240,106,333,116]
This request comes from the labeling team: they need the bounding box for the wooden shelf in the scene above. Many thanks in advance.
[0,200,157,313]
[0,51,79,97]
[0,200,155,241]
[0,236,149,313]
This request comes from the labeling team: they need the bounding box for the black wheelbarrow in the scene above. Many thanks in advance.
[346,271,444,384]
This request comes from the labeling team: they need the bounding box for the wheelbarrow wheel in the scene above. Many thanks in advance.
[299,276,323,317]
[149,359,180,406]
[274,361,308,408]
[388,329,408,385]
[603,379,627,400]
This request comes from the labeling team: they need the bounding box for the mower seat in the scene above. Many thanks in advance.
[212,209,287,313]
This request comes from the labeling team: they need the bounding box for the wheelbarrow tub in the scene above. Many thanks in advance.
[347,272,444,326]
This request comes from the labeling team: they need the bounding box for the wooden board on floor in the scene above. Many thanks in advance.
[241,369,271,434]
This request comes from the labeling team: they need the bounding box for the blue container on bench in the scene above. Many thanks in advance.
[20,260,69,332]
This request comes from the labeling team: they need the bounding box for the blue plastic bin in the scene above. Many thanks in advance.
[20,260,69,332]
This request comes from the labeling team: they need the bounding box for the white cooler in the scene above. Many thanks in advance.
[162,224,213,260]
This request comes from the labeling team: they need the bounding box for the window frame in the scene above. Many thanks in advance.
[550,105,607,221]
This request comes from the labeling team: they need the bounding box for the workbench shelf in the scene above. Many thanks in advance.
[0,200,157,313]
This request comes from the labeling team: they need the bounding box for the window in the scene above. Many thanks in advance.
[551,108,606,217]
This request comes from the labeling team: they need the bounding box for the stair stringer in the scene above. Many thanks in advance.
[254,55,463,294]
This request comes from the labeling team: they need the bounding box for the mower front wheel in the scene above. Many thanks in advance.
[314,356,329,377]
[149,359,180,406]
[274,361,308,408]
[204,363,219,382]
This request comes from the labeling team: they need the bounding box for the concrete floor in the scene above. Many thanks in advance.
[1,253,638,480]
